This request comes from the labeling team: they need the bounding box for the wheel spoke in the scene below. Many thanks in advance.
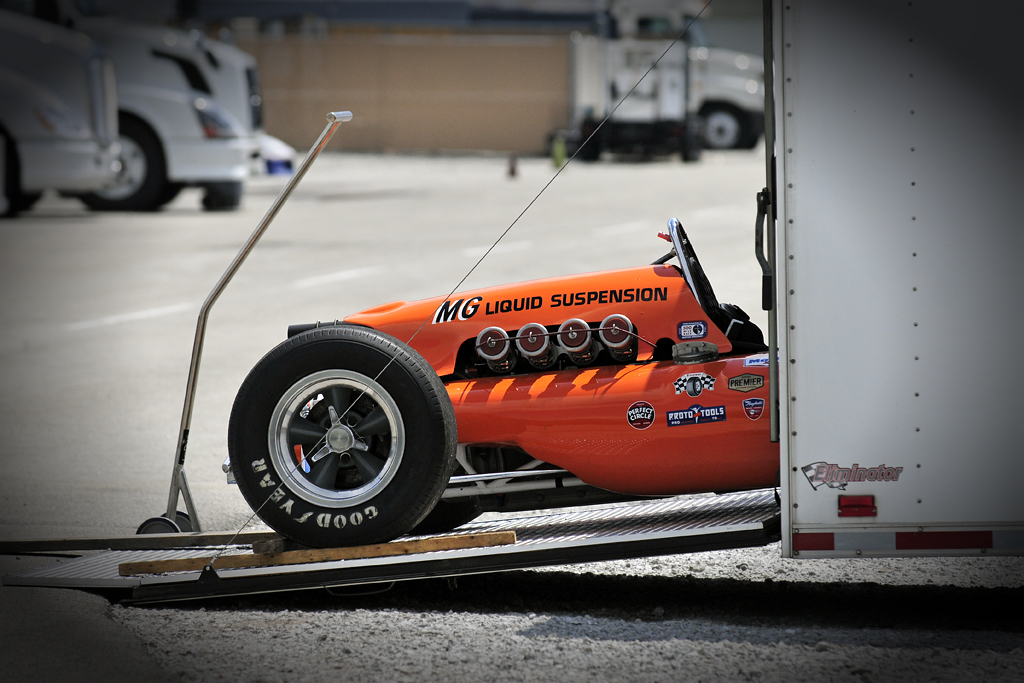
[309,443,332,464]
[352,451,385,483]
[327,385,352,415]
[353,405,389,437]
[289,417,327,444]
[310,452,340,489]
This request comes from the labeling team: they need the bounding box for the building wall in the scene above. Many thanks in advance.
[238,29,572,153]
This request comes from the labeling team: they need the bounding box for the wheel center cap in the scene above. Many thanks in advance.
[327,425,354,452]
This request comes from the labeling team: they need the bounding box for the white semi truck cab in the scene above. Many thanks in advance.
[3,0,264,211]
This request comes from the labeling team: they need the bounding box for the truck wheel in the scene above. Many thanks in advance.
[201,181,242,211]
[702,107,744,149]
[81,114,172,211]
[228,325,458,548]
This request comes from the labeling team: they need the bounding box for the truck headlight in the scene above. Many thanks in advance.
[193,97,240,139]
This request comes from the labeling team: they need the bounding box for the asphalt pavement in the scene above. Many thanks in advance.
[1,148,1021,682]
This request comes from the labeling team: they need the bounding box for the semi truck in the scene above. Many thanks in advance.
[0,9,120,216]
[2,0,266,211]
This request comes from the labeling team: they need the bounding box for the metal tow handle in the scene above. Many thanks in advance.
[164,111,353,531]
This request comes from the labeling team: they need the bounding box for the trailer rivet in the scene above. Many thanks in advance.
[787,112,792,117]
[913,252,917,256]
[914,322,918,326]
[917,499,922,503]
[788,183,793,188]
[856,550,862,556]
[790,359,795,364]
[789,289,794,294]
[789,255,794,260]
[913,287,917,291]
[910,110,915,114]
[787,146,792,151]
[790,324,795,329]
[915,392,919,397]
[915,428,920,432]
[793,550,799,556]
[917,463,921,468]
[791,431,797,436]
[915,356,919,360]
[788,219,793,224]
[792,467,798,472]
[911,147,915,151]
[791,396,796,401]
[793,503,798,508]
[911,182,916,186]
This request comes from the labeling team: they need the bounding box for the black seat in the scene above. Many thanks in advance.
[669,218,767,352]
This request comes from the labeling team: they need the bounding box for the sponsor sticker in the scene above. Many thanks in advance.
[801,462,904,490]
[627,401,655,430]
[674,372,716,397]
[742,398,764,420]
[677,321,708,340]
[728,373,764,393]
[432,296,483,324]
[744,354,769,367]
[667,404,726,427]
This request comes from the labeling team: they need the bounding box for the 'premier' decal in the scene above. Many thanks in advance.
[728,373,764,393]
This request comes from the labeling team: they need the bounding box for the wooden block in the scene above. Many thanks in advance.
[119,530,516,576]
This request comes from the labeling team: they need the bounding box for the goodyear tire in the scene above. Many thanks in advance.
[228,325,457,548]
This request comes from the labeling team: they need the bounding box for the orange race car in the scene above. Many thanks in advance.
[228,218,778,548]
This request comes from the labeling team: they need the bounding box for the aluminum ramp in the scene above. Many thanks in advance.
[3,489,780,604]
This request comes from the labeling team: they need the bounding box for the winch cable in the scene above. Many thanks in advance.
[210,5,714,564]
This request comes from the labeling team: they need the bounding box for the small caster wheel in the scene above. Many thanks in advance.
[136,511,192,534]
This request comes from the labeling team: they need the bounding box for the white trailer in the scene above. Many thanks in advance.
[771,0,1023,558]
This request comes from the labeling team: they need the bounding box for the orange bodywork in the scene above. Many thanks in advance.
[345,264,778,496]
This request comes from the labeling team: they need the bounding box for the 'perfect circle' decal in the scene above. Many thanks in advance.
[627,401,655,430]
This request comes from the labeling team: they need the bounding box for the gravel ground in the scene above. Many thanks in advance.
[108,542,1024,683]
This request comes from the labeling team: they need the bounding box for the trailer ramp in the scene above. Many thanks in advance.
[4,489,779,604]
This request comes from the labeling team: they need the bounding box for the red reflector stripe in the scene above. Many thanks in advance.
[792,533,834,551]
[838,495,874,508]
[895,531,993,550]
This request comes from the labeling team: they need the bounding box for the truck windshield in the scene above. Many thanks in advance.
[681,16,712,48]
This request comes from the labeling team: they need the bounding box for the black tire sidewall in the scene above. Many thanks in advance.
[229,326,456,547]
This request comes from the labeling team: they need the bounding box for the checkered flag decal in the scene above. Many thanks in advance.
[673,373,716,395]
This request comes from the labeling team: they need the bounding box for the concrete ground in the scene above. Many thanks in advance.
[1,148,1021,682]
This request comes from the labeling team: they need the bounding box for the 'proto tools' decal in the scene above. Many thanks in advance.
[677,321,708,340]
[742,398,765,420]
[728,373,764,392]
[674,372,716,397]
[667,404,726,427]
[801,462,905,491]
[626,401,655,430]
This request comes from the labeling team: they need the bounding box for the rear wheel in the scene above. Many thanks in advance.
[81,114,173,211]
[229,325,457,548]
[703,107,744,149]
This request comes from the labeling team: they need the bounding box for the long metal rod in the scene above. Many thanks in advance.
[762,0,780,443]
[164,111,353,529]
